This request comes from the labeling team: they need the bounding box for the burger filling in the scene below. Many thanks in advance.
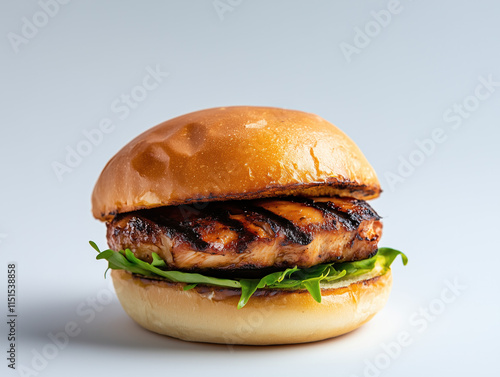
[92,196,406,308]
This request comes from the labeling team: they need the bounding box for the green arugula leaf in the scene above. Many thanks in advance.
[183,284,197,291]
[377,247,409,270]
[151,253,167,268]
[322,266,347,282]
[90,241,407,309]
[302,278,323,302]
[238,279,260,309]
[91,241,240,288]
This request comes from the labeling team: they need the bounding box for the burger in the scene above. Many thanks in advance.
[90,106,406,345]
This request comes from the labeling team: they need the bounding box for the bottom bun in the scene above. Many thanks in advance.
[111,269,393,345]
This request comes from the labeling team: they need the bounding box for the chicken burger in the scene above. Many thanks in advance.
[90,106,406,345]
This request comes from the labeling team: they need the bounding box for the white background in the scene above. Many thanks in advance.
[1,1,499,376]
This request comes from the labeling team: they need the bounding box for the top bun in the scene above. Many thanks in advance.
[92,106,380,221]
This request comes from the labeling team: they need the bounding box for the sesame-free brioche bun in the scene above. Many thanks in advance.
[111,269,392,345]
[92,106,380,221]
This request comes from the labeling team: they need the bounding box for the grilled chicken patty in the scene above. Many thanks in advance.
[107,196,382,273]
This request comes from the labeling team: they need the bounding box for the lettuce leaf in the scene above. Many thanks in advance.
[90,241,407,309]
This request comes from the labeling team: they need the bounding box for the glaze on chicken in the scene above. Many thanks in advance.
[106,196,382,275]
